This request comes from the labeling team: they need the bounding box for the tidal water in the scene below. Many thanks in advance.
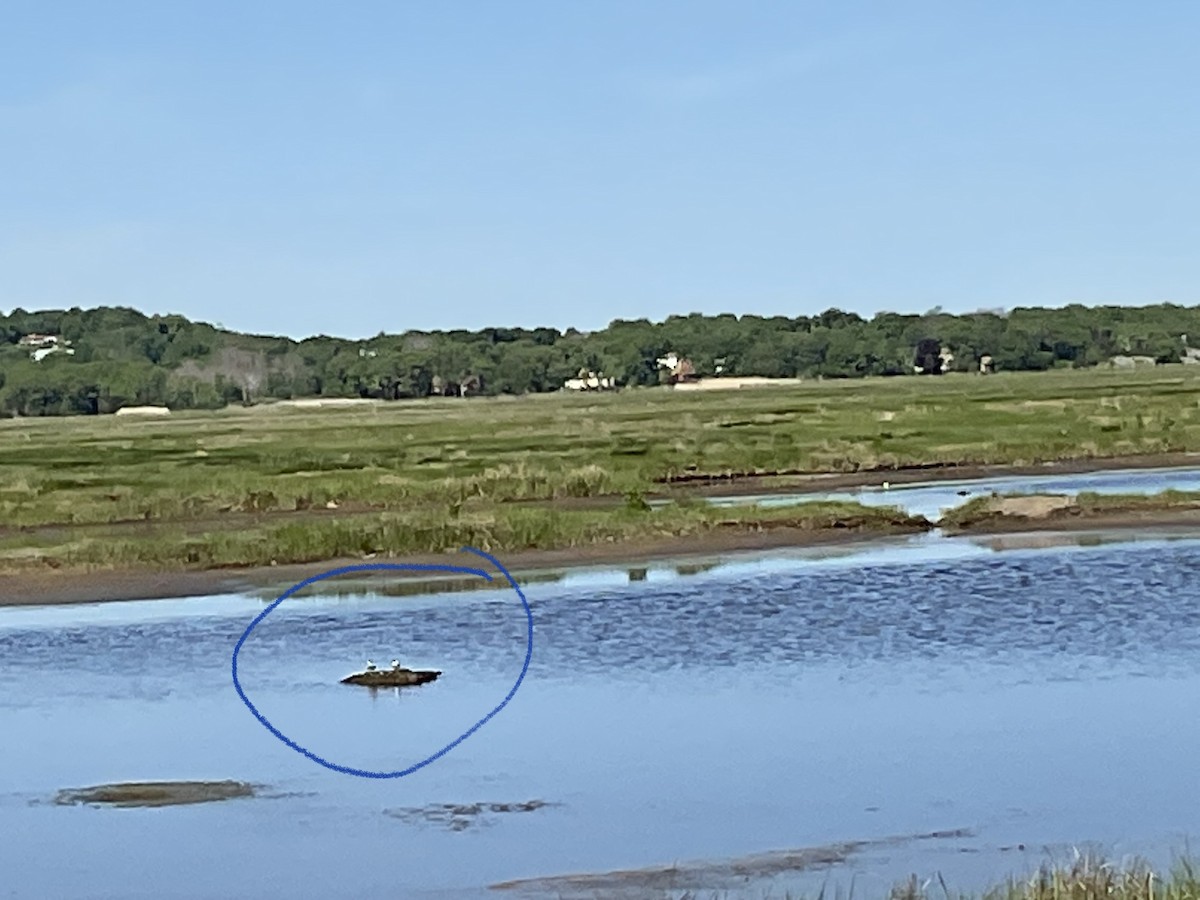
[685,462,1200,521]
[3,530,1200,898]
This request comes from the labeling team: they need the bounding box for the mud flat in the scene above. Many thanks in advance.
[385,800,553,832]
[490,828,974,896]
[940,491,1200,533]
[54,780,256,808]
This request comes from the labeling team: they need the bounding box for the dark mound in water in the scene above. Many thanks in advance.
[340,667,441,687]
[385,799,554,831]
[55,780,255,808]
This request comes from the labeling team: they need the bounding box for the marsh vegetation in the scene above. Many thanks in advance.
[4,366,1200,576]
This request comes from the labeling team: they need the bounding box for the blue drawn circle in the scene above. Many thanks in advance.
[231,546,533,779]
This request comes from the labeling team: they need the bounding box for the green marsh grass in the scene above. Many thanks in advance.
[3,366,1200,529]
[5,366,1200,571]
[0,501,927,572]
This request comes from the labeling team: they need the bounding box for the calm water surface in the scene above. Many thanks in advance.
[3,531,1200,898]
[688,463,1200,520]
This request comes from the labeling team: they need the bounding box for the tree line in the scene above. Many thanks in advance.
[0,302,1195,416]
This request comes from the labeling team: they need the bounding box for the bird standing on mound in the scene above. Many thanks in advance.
[365,659,377,672]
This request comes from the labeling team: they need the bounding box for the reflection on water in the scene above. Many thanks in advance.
[3,530,1200,898]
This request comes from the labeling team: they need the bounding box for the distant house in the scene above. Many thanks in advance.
[19,333,75,362]
[656,352,697,385]
[18,333,57,348]
[563,369,616,391]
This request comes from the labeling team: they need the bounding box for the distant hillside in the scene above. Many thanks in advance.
[1,302,1197,416]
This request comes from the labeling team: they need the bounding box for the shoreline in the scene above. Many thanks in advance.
[6,507,1200,608]
[7,454,1200,609]
[651,451,1200,498]
[0,524,925,607]
[503,452,1200,513]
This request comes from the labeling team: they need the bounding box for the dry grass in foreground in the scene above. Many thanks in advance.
[893,853,1200,900]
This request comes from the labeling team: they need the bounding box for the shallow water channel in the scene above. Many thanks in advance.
[3,500,1200,898]
[673,463,1200,521]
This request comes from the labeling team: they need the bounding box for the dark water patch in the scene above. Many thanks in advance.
[385,799,555,832]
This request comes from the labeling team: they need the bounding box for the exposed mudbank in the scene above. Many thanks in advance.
[490,827,974,896]
[385,799,554,831]
[941,490,1200,531]
[54,780,256,808]
[340,667,441,687]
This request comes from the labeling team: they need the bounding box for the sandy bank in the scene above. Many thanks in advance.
[943,502,1200,534]
[491,827,975,896]
[7,507,1200,608]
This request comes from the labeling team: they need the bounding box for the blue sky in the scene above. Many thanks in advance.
[2,1,1198,339]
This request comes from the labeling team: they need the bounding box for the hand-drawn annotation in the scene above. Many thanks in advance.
[231,546,533,779]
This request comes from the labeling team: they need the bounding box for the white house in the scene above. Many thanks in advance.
[563,369,616,391]
[20,334,75,362]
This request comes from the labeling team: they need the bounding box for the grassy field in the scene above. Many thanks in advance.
[4,366,1200,573]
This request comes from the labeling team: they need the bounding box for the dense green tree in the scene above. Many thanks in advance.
[5,301,1200,416]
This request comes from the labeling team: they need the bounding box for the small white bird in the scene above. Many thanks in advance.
[390,659,401,670]
[365,659,377,672]
[882,481,891,491]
